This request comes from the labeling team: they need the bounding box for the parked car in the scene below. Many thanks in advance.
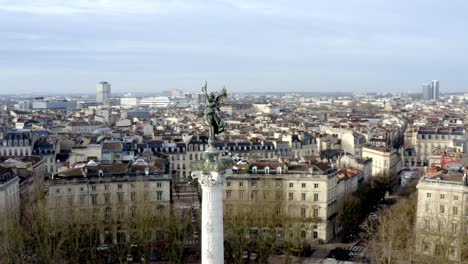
[126,254,134,263]
[97,244,110,252]
[250,252,257,260]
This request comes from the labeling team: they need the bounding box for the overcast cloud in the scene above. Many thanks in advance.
[0,0,467,94]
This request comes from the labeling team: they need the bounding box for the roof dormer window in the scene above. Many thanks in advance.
[252,166,258,174]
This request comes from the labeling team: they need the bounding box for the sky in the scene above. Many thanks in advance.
[1,0,468,94]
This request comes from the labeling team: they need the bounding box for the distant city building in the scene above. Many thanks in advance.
[422,83,433,100]
[120,97,141,108]
[140,96,170,108]
[163,89,184,97]
[96,82,111,103]
[32,99,77,110]
[421,81,440,100]
[432,80,440,100]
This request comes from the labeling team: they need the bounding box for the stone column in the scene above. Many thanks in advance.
[199,171,224,263]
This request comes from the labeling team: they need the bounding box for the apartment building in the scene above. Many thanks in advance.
[47,158,171,244]
[223,160,341,243]
[415,170,468,261]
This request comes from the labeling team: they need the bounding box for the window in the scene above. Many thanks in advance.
[80,195,86,205]
[91,185,96,191]
[276,208,282,216]
[301,208,306,218]
[289,183,294,188]
[239,191,244,200]
[226,190,232,200]
[104,207,111,221]
[301,193,306,201]
[422,241,430,253]
[80,187,84,192]
[426,192,431,198]
[130,192,136,202]
[118,208,125,219]
[68,196,73,207]
[143,192,148,201]
[313,193,319,202]
[301,230,306,238]
[424,219,430,230]
[313,231,318,239]
[104,184,109,191]
[440,205,445,214]
[425,202,430,212]
[91,194,98,205]
[130,183,136,189]
[252,181,257,188]
[275,192,282,201]
[449,245,456,256]
[157,182,162,188]
[452,223,458,233]
[117,192,124,203]
[130,207,136,218]
[265,167,270,174]
[453,206,458,215]
[56,188,60,193]
[454,195,459,201]
[144,183,149,188]
[226,181,231,187]
[288,192,294,200]
[276,181,282,188]
[104,193,111,204]
[117,184,122,190]
[440,194,445,199]
[301,183,306,188]
[313,208,319,218]
[239,182,244,187]
[314,183,319,188]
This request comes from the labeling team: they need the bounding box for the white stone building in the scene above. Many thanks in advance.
[415,170,468,262]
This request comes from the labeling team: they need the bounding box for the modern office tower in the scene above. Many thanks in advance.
[432,80,440,100]
[96,82,111,103]
[422,83,433,100]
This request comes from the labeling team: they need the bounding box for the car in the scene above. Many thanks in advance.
[242,251,249,259]
[250,252,257,260]
[149,250,158,261]
[97,244,110,252]
[126,254,134,263]
[350,251,365,257]
[194,231,199,239]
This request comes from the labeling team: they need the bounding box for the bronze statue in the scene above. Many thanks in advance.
[202,82,227,145]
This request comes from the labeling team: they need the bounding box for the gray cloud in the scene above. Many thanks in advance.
[0,0,467,93]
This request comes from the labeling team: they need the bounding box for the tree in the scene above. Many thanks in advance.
[338,195,362,239]
[366,194,417,263]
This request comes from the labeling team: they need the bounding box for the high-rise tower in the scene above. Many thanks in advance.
[422,83,432,100]
[432,80,439,100]
[96,82,111,103]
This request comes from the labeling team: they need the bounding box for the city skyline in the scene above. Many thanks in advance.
[2,0,468,93]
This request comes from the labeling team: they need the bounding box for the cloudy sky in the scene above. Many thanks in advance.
[1,0,467,94]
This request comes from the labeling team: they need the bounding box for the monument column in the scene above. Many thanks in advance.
[191,82,231,263]
[192,155,232,264]
[199,171,225,263]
